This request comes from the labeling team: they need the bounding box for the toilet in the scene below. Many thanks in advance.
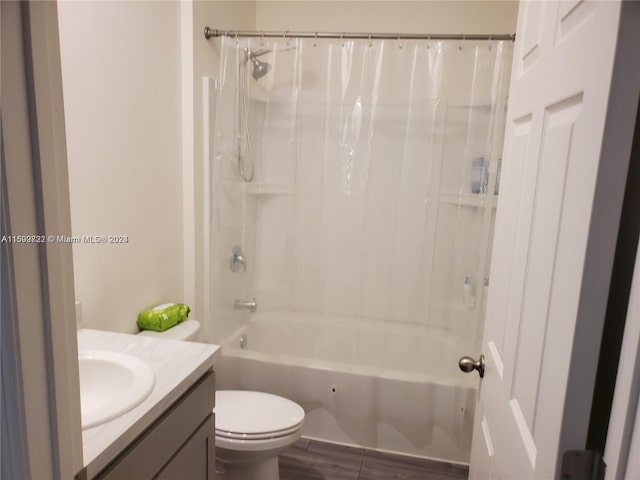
[139,319,305,480]
[215,390,304,480]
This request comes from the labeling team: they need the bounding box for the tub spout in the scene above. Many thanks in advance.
[234,298,257,313]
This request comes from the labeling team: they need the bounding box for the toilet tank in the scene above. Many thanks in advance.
[138,319,201,341]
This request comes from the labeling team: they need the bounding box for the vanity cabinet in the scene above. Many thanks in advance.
[94,370,215,480]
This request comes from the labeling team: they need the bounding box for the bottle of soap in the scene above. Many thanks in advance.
[471,156,489,194]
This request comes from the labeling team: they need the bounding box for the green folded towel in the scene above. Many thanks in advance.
[137,303,191,332]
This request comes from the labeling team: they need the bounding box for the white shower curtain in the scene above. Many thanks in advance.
[212,35,512,368]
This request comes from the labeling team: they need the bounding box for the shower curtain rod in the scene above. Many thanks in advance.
[204,27,515,42]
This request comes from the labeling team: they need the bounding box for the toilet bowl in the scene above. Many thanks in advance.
[215,390,305,480]
[138,319,305,480]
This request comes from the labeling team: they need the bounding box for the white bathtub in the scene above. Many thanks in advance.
[216,311,477,464]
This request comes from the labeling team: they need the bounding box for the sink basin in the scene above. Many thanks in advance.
[79,350,155,429]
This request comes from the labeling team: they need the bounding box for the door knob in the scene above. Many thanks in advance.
[458,355,485,378]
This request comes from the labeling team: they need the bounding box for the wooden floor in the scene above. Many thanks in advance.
[278,438,469,480]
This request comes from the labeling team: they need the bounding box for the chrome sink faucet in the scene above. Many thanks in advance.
[234,298,257,313]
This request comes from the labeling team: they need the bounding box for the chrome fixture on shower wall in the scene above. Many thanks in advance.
[242,48,272,80]
[236,48,273,182]
[230,245,247,272]
[234,298,257,313]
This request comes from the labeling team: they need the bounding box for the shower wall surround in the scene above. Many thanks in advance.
[213,37,512,351]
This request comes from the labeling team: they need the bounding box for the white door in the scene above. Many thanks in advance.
[469,1,624,478]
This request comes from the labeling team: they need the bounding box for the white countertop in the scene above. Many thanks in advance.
[78,329,220,478]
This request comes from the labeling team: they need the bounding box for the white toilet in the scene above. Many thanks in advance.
[139,319,305,480]
[215,390,304,480]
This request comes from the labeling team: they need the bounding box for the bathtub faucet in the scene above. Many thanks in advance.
[234,298,257,313]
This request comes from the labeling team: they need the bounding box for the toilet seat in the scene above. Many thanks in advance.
[215,428,302,453]
[215,390,305,439]
[216,421,303,441]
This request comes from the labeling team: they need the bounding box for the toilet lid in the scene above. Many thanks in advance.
[215,390,305,436]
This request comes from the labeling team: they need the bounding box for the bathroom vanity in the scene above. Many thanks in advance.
[76,329,219,480]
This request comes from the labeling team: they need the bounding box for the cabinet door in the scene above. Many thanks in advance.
[155,415,215,480]
[96,372,215,480]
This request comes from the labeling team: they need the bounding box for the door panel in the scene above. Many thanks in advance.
[511,93,583,430]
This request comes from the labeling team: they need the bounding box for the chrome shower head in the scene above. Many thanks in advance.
[249,55,271,80]
[243,49,272,80]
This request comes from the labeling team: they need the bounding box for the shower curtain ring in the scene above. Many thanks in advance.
[261,31,265,46]
[235,30,239,44]
[340,32,345,47]
[314,32,318,47]
[427,34,431,48]
[488,34,493,50]
[398,34,403,49]
[368,33,372,48]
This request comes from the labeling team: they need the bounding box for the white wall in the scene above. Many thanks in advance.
[255,1,518,34]
[58,1,184,333]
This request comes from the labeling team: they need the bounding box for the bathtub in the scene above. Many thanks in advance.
[216,311,478,464]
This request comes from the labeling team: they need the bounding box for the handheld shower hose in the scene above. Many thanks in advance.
[237,49,272,182]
